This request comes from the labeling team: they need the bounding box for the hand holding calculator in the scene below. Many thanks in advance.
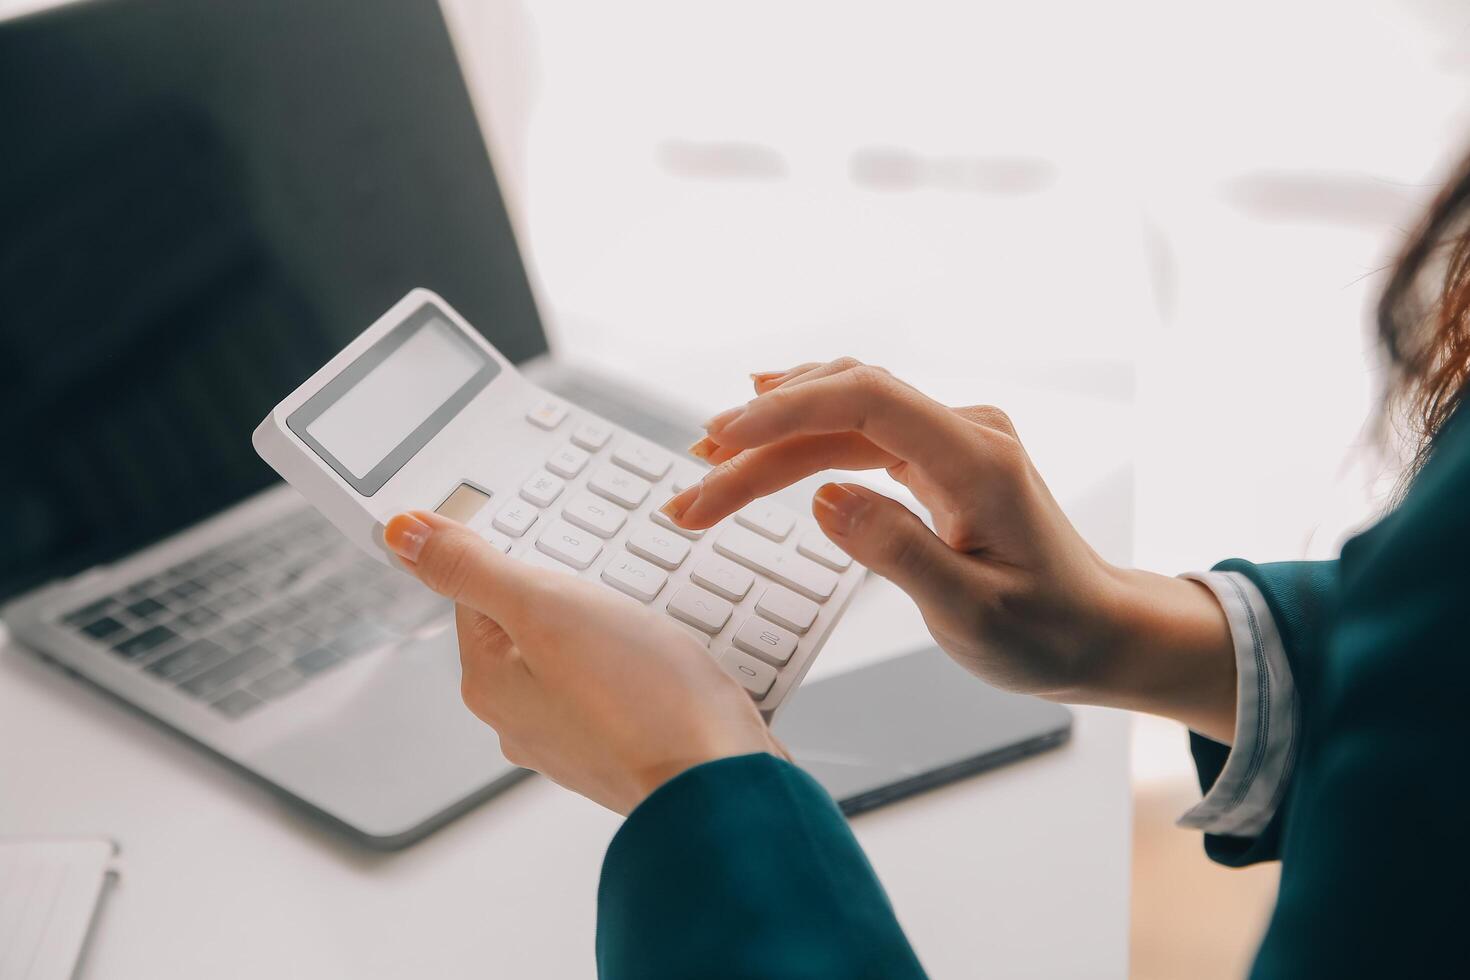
[254,289,864,715]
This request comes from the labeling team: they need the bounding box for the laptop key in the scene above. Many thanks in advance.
[178,607,221,629]
[295,646,344,676]
[125,597,167,620]
[219,619,268,647]
[168,579,207,601]
[113,624,178,659]
[80,615,126,641]
[329,622,392,658]
[179,646,274,698]
[249,667,307,701]
[147,639,230,683]
[274,625,318,652]
[212,689,264,719]
[63,597,116,626]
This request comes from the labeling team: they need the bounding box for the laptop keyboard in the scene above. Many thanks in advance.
[56,508,447,719]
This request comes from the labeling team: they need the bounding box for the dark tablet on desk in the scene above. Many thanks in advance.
[774,645,1073,816]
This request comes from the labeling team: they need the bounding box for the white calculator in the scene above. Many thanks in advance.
[253,289,864,715]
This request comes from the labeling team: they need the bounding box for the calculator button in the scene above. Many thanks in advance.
[571,421,612,451]
[713,525,838,601]
[493,500,539,537]
[601,553,668,603]
[627,524,691,570]
[588,466,651,509]
[536,519,603,570]
[562,492,627,539]
[612,442,673,482]
[756,585,820,635]
[519,547,579,576]
[733,617,798,666]
[667,585,733,634]
[480,529,514,553]
[520,471,566,507]
[546,444,590,479]
[719,649,776,699]
[651,508,705,539]
[674,621,712,649]
[796,531,853,571]
[691,556,754,602]
[735,501,796,542]
[527,399,568,430]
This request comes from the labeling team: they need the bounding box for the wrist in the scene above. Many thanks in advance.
[1076,566,1237,742]
[628,732,787,815]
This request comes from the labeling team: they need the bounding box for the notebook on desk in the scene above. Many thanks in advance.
[0,838,118,980]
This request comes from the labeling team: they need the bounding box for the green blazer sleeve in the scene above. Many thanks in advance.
[1186,558,1337,867]
[1198,407,1470,977]
[596,753,927,980]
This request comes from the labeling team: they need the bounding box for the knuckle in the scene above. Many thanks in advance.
[850,364,890,392]
[715,451,750,480]
[970,404,1016,435]
[830,355,864,372]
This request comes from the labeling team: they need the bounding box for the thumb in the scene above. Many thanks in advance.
[383,510,537,630]
[811,483,963,597]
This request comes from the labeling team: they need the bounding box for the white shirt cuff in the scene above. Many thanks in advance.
[1174,571,1299,838]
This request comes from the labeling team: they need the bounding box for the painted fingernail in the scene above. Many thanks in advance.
[660,485,701,522]
[812,484,868,536]
[702,405,746,434]
[384,513,433,562]
[687,436,718,460]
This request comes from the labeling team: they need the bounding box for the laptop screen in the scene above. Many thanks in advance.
[0,0,549,603]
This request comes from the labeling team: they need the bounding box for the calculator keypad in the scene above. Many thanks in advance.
[626,525,690,571]
[470,397,865,712]
[536,519,603,570]
[563,492,627,539]
[521,471,565,507]
[667,585,733,634]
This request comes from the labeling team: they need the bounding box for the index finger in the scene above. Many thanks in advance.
[708,367,976,485]
[384,510,540,631]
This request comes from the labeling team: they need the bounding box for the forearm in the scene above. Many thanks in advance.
[1069,568,1238,743]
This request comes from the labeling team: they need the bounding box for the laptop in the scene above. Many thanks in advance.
[0,0,703,847]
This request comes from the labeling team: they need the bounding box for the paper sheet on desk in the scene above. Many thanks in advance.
[0,838,118,980]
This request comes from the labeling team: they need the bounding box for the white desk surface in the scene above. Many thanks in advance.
[0,637,1129,980]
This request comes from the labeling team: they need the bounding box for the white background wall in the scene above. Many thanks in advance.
[449,0,1470,573]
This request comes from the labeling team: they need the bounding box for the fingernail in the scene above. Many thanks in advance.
[660,485,701,522]
[384,513,433,562]
[702,405,746,435]
[750,371,785,383]
[687,436,717,460]
[812,484,868,536]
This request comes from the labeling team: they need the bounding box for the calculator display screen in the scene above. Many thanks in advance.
[287,304,499,496]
